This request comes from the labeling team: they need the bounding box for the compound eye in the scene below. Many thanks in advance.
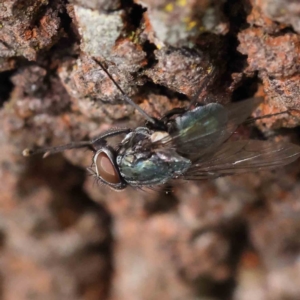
[95,151,121,184]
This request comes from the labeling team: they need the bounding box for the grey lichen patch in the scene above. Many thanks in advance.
[262,0,300,34]
[141,0,228,48]
[70,0,121,11]
[74,5,124,58]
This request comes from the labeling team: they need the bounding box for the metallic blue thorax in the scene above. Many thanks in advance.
[116,128,191,186]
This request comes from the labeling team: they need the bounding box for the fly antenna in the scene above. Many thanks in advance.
[92,57,157,125]
[22,128,131,158]
[22,140,93,158]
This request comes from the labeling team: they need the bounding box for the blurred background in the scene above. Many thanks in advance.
[1,0,300,299]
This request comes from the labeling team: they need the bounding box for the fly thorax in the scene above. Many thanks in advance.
[116,129,152,166]
[116,129,191,186]
[117,129,150,153]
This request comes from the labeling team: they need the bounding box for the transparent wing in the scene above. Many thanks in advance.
[182,140,300,180]
[154,97,262,160]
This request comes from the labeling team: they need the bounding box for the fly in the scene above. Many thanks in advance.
[22,58,300,190]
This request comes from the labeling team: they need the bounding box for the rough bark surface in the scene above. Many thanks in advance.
[1,0,300,299]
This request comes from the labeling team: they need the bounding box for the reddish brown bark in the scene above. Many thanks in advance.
[1,1,300,299]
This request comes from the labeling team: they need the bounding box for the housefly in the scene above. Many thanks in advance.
[23,58,300,190]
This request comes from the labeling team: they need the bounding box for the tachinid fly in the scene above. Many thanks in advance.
[23,58,300,191]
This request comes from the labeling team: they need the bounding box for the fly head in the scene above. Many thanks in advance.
[22,128,132,191]
[89,146,127,190]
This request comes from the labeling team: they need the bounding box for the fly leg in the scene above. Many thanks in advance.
[91,128,132,150]
[160,107,188,122]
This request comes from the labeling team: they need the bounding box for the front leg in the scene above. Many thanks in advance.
[160,107,188,122]
[91,128,132,150]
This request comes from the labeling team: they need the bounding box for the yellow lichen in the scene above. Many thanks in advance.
[187,21,197,30]
[164,3,174,12]
[207,66,213,74]
[199,26,206,32]
[176,0,187,7]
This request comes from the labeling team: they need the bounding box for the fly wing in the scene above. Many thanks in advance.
[154,97,262,160]
[182,140,300,180]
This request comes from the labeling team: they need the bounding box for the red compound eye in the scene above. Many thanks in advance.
[95,151,121,184]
